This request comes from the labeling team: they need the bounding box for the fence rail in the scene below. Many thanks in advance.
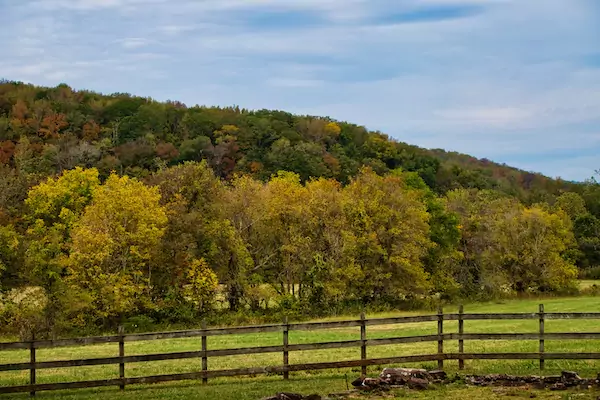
[2,304,600,396]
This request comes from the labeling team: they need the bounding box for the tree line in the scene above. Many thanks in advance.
[0,163,590,337]
[1,80,600,337]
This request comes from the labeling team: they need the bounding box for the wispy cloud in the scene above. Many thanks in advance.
[116,37,154,49]
[1,0,599,180]
[377,4,485,24]
[434,107,533,127]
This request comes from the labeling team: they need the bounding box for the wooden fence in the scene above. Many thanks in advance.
[2,304,600,396]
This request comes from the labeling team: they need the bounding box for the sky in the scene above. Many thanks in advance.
[1,0,599,181]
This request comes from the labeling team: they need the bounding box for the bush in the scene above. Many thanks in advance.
[580,266,600,280]
[122,315,155,332]
[0,286,47,340]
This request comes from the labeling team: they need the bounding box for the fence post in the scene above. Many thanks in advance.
[437,305,444,370]
[29,332,36,397]
[283,316,289,380]
[458,305,464,370]
[360,311,367,376]
[118,325,125,390]
[539,304,545,370]
[201,320,208,384]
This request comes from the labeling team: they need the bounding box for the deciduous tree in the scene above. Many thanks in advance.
[67,173,167,320]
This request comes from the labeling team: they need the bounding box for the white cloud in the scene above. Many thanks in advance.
[157,24,196,36]
[434,107,533,127]
[116,37,152,49]
[30,0,167,10]
[266,78,324,88]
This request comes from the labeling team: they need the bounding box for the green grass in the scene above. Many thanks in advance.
[3,296,600,399]
[5,377,600,400]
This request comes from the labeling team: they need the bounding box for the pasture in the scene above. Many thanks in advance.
[3,296,600,399]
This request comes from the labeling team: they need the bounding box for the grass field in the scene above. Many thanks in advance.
[3,296,600,399]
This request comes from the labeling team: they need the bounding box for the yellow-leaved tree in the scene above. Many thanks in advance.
[341,168,433,302]
[262,171,311,296]
[67,173,167,321]
[148,161,251,314]
[183,258,218,312]
[301,177,348,306]
[447,188,578,296]
[23,167,100,335]
[485,206,578,293]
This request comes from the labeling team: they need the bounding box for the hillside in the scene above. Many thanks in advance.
[0,80,579,205]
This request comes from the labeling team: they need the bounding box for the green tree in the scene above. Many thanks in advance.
[148,161,251,313]
[398,170,462,297]
[447,189,577,296]
[265,139,330,181]
[0,164,29,218]
[0,224,19,290]
[553,191,600,271]
[555,192,588,220]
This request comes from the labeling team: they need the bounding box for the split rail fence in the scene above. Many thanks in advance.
[2,304,600,396]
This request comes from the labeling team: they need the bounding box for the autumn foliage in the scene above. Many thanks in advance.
[0,80,596,337]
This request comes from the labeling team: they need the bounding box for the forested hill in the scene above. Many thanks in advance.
[3,79,600,337]
[0,80,579,202]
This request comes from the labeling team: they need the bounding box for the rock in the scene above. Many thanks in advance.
[381,367,424,376]
[561,370,581,382]
[380,367,432,383]
[350,376,385,391]
[350,376,364,387]
[348,368,596,396]
[523,376,543,384]
[361,378,385,391]
[543,375,562,384]
[486,374,508,382]
[406,377,430,390]
[549,383,567,391]
[276,393,304,400]
[304,395,322,400]
[428,370,447,381]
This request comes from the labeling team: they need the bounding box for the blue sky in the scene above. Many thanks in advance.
[1,0,599,181]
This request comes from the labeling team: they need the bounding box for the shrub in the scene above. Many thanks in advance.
[0,286,47,340]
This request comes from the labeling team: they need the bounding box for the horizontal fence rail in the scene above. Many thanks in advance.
[3,305,600,396]
[4,313,600,351]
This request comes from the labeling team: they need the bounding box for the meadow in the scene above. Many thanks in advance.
[3,296,600,399]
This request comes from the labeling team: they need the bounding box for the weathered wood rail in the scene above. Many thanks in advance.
[2,304,600,396]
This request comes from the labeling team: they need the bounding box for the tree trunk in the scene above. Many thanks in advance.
[227,256,243,311]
